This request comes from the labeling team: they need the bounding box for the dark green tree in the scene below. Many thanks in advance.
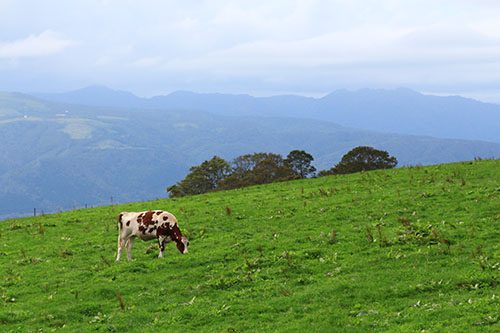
[231,153,267,174]
[218,152,296,190]
[252,156,296,184]
[332,146,397,174]
[285,150,316,178]
[167,156,230,197]
[317,169,335,177]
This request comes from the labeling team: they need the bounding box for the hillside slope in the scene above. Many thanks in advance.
[2,91,500,219]
[1,159,499,331]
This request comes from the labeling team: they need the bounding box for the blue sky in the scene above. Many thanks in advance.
[1,0,500,102]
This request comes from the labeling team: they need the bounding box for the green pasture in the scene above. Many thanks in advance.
[1,159,499,331]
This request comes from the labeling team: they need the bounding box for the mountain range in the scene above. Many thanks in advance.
[35,85,500,143]
[1,87,500,219]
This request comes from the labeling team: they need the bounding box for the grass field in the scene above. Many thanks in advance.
[1,159,500,331]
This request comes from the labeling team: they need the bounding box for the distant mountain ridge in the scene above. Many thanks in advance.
[34,85,142,108]
[34,86,500,143]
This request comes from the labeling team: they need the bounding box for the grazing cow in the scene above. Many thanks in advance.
[116,210,189,261]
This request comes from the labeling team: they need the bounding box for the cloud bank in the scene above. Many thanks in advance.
[1,1,500,102]
[0,30,76,58]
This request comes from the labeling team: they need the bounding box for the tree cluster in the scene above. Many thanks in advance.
[167,150,316,197]
[167,146,397,198]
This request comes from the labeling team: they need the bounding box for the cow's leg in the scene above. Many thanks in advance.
[157,236,166,258]
[116,214,125,261]
[126,237,135,261]
[116,233,124,261]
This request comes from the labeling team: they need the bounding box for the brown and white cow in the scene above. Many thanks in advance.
[116,210,189,261]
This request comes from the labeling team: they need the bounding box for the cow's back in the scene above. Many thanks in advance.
[119,211,149,240]
[119,210,176,241]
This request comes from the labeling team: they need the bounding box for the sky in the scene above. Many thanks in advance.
[1,0,500,102]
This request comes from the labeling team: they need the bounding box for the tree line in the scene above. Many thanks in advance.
[167,146,397,198]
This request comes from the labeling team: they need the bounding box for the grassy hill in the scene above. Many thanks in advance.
[1,159,499,331]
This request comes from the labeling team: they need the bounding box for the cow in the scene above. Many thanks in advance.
[116,210,189,261]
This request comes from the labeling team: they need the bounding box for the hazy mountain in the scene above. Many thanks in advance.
[315,88,500,143]
[2,91,500,219]
[34,85,144,109]
[34,86,500,143]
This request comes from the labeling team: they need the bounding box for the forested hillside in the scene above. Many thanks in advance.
[2,91,500,219]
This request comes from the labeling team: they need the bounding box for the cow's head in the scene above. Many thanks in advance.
[176,235,189,254]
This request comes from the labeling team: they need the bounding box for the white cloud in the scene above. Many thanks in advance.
[0,30,76,58]
[157,21,500,78]
[129,57,163,68]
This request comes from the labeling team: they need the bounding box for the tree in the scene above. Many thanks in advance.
[218,152,296,190]
[332,146,397,174]
[285,150,316,178]
[231,153,266,175]
[168,151,313,197]
[317,169,335,177]
[252,156,296,184]
[199,156,231,187]
[167,156,230,197]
